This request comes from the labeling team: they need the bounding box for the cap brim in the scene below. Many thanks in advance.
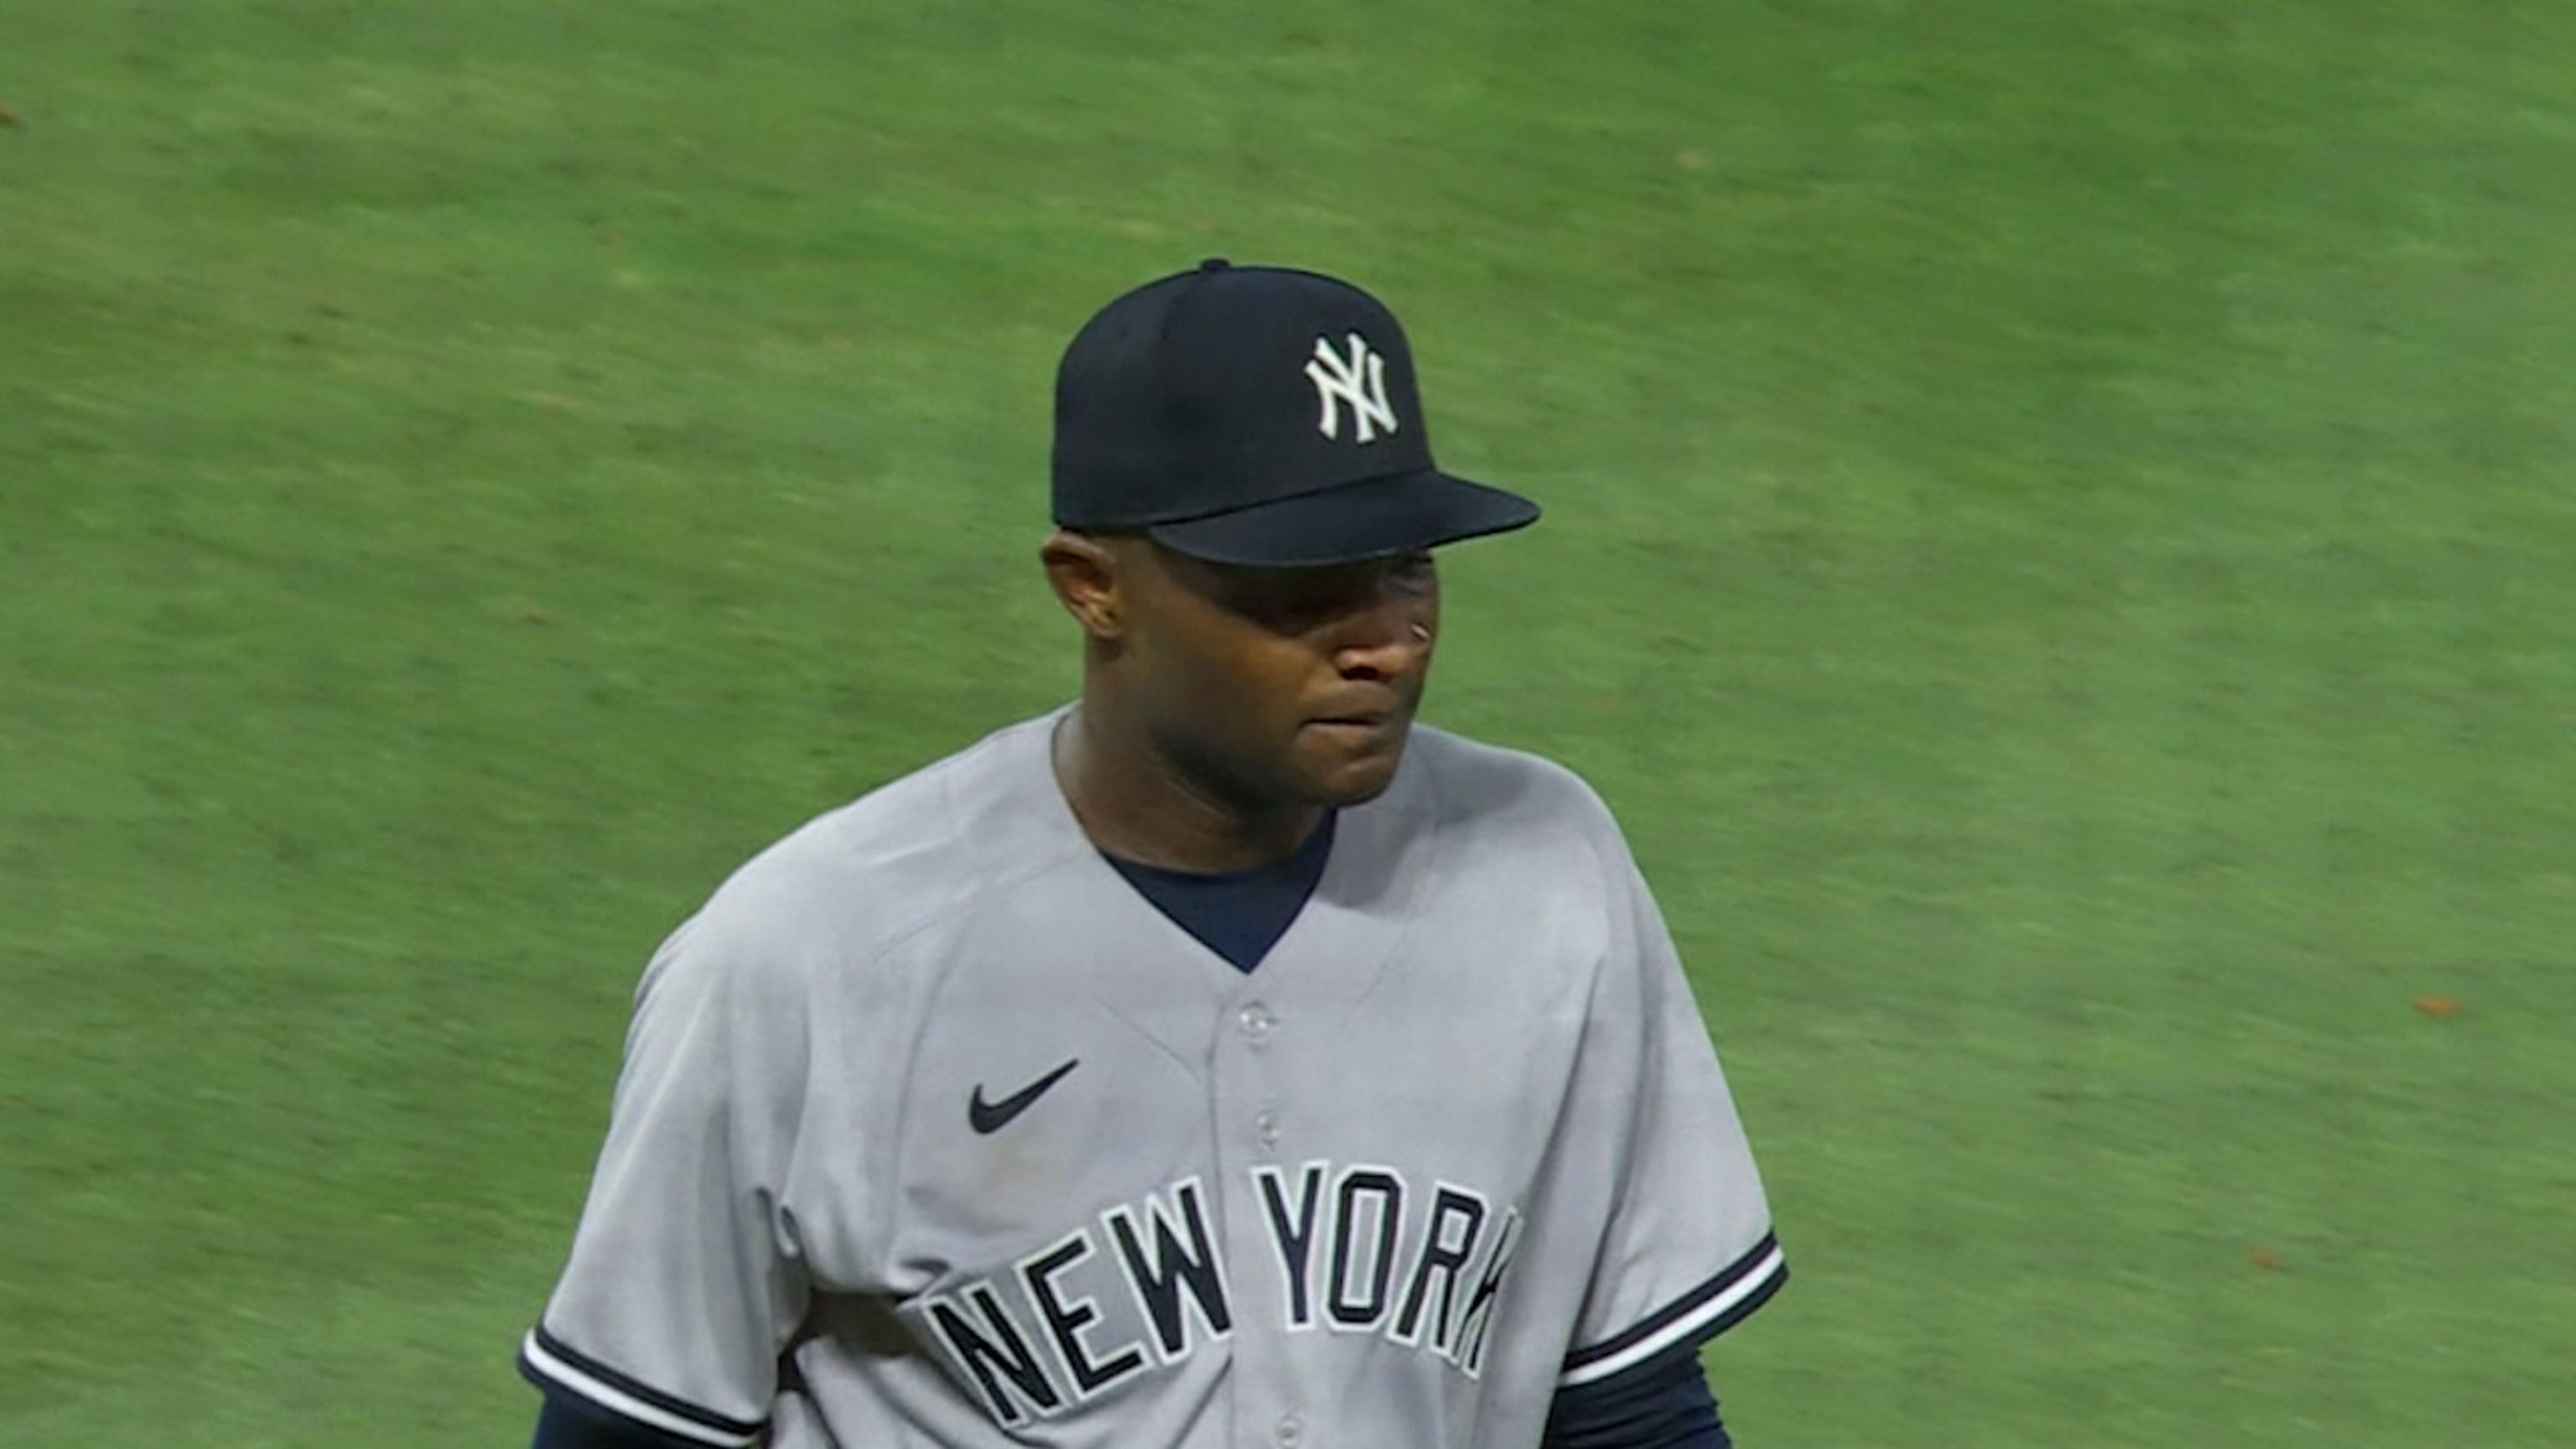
[1145,470,1540,568]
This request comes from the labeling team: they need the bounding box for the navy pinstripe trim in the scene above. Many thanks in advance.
[521,1324,767,1439]
[1561,1232,1786,1374]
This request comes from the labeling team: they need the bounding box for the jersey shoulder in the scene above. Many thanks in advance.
[1401,723,1627,849]
[657,713,1075,991]
[1393,727,1660,989]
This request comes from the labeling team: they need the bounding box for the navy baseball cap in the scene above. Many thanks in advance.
[1051,259,1541,567]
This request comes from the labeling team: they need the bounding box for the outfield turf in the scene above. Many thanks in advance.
[6,2,2574,1444]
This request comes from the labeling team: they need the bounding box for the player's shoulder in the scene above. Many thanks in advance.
[1400,724,1630,864]
[1404,723,1621,830]
[664,712,1072,979]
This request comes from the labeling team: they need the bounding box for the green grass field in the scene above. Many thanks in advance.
[7,2,2574,1444]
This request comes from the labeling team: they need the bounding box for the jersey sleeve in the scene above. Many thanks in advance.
[1555,831,1787,1388]
[518,914,816,1446]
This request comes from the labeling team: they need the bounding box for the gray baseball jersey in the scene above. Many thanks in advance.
[520,709,1785,1448]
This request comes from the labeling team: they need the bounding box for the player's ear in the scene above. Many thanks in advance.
[1041,529,1129,641]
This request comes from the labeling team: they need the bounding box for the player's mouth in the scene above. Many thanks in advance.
[1305,708,1409,744]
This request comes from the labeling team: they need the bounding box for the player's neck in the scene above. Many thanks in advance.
[1052,706,1325,875]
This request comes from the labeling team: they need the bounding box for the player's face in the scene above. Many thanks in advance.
[1127,543,1441,810]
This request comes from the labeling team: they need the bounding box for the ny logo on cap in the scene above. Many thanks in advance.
[1305,333,1400,444]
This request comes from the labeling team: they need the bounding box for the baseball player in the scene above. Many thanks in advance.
[518,260,1788,1449]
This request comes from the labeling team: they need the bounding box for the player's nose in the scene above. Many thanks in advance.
[1327,585,1434,682]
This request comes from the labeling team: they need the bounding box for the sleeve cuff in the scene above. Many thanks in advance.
[518,1326,769,1448]
[1557,1232,1788,1388]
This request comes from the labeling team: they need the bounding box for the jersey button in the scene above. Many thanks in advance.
[1237,1001,1276,1040]
[1255,1110,1281,1148]
[1275,1415,1303,1447]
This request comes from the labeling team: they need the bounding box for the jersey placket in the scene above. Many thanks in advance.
[1210,984,1306,1449]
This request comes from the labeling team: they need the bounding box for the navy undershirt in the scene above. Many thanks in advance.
[1545,1348,1733,1449]
[1100,813,1338,971]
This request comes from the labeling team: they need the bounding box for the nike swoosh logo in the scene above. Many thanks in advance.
[969,1058,1079,1135]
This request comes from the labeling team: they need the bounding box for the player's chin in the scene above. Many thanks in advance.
[1294,721,1413,805]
